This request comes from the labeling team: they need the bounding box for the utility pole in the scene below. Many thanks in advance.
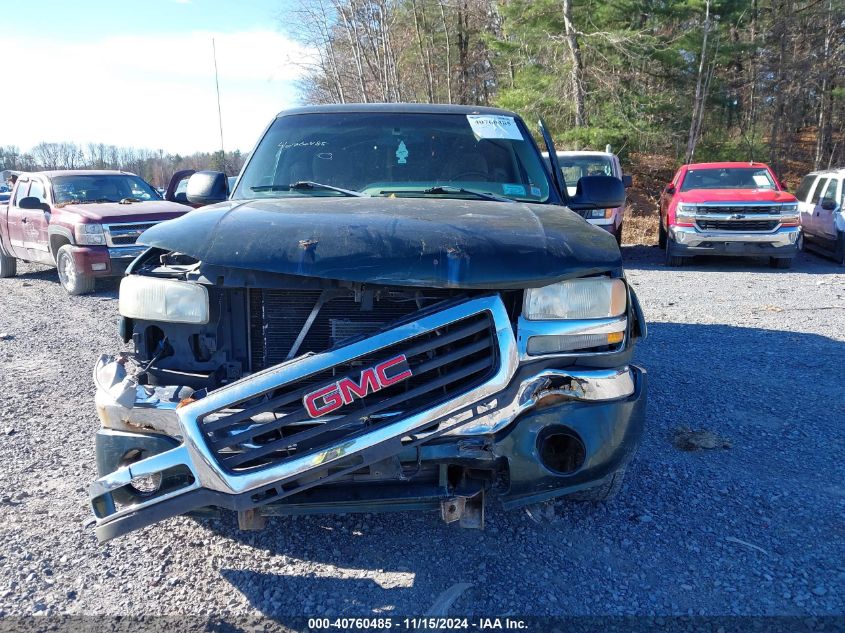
[212,38,226,173]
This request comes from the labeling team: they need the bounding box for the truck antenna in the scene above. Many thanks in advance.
[212,38,226,173]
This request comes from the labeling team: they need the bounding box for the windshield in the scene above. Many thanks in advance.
[233,112,552,202]
[52,174,161,204]
[680,167,776,192]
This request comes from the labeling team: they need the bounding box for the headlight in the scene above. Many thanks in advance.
[119,276,209,324]
[780,202,799,226]
[75,223,105,245]
[523,278,627,320]
[675,203,696,222]
[587,209,613,219]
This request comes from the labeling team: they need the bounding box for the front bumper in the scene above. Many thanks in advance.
[89,295,646,541]
[69,244,147,277]
[669,225,799,258]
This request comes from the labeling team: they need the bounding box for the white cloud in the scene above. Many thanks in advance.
[1,30,312,154]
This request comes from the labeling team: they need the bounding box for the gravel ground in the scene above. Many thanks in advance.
[0,246,843,621]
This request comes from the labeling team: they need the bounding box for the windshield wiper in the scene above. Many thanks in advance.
[380,186,514,203]
[250,181,364,197]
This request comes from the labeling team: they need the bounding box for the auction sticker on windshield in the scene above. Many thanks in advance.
[467,115,523,140]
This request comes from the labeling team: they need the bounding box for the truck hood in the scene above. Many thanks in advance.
[138,197,622,289]
[58,200,189,223]
[676,189,797,203]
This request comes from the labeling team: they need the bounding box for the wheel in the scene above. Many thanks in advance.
[565,467,627,502]
[835,231,845,266]
[796,231,804,252]
[56,244,95,295]
[769,257,793,269]
[665,235,688,267]
[615,223,623,247]
[0,248,16,278]
[658,221,667,249]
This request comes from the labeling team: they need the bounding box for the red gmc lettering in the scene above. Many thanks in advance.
[376,355,413,386]
[303,354,412,419]
[338,369,379,404]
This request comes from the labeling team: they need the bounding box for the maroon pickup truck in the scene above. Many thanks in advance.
[0,170,189,294]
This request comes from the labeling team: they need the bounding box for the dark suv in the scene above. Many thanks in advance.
[88,104,647,542]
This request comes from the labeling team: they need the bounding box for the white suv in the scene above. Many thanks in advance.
[542,150,631,245]
[795,168,845,264]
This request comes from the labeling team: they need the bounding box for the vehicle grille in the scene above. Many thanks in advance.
[200,310,498,472]
[697,205,779,215]
[104,222,158,246]
[696,220,779,231]
[249,288,461,372]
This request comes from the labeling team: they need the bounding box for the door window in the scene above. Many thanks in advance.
[820,179,839,208]
[810,178,829,204]
[12,181,29,205]
[794,175,816,202]
[28,180,47,203]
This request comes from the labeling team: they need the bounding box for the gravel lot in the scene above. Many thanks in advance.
[0,246,843,621]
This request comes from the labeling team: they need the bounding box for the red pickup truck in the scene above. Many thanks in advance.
[659,161,800,268]
[0,170,188,294]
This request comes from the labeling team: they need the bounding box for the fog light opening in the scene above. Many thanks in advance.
[538,429,586,475]
[120,449,163,495]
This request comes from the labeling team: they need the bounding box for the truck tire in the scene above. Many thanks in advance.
[835,231,845,266]
[565,467,627,502]
[658,222,667,249]
[769,257,793,269]
[56,244,95,295]
[0,250,16,278]
[615,223,624,247]
[665,236,687,267]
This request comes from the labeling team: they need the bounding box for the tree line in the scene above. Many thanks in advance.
[0,143,247,188]
[291,0,844,177]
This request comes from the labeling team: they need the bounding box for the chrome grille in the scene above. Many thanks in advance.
[697,205,779,215]
[201,311,498,473]
[104,222,157,246]
[696,220,779,231]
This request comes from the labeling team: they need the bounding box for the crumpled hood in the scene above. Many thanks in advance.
[677,189,797,204]
[138,197,622,289]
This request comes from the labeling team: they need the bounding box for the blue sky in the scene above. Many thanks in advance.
[2,0,308,154]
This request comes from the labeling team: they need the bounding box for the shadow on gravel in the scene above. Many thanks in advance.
[209,320,845,617]
[621,244,842,274]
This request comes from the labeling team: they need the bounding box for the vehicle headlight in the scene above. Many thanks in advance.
[74,223,106,245]
[781,203,798,214]
[119,276,209,324]
[523,278,626,320]
[586,209,613,219]
[675,203,696,222]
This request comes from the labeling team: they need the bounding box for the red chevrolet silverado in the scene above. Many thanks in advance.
[659,161,800,268]
[0,170,189,294]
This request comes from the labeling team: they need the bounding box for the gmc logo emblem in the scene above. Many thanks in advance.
[303,354,413,419]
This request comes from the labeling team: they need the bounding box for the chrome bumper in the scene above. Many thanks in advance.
[671,225,800,247]
[89,295,638,541]
[107,245,147,260]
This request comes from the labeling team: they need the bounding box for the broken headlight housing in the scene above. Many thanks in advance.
[119,275,209,324]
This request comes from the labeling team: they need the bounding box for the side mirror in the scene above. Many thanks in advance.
[821,198,838,211]
[665,184,676,195]
[186,171,228,206]
[622,174,633,188]
[568,175,625,212]
[19,196,50,212]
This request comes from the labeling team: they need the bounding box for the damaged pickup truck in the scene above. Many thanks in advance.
[89,104,647,542]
